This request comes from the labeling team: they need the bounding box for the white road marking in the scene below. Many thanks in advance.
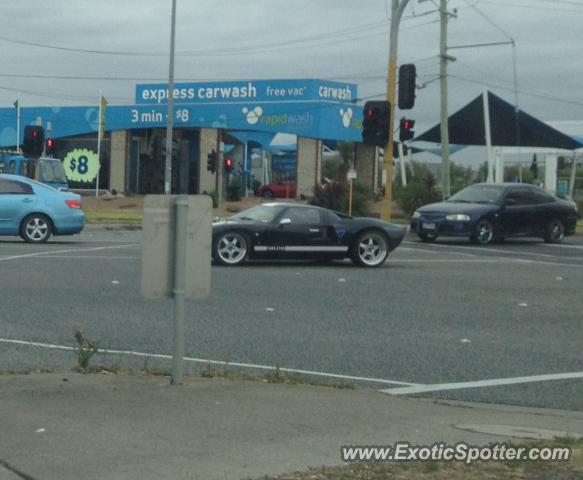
[0,338,418,387]
[403,241,556,258]
[390,259,506,264]
[402,241,583,267]
[0,244,139,262]
[23,255,140,260]
[382,371,583,395]
[399,246,476,257]
[544,243,583,250]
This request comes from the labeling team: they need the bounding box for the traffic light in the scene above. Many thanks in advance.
[362,101,390,147]
[224,156,234,172]
[45,138,56,156]
[22,126,44,156]
[398,64,416,110]
[399,118,415,142]
[207,150,217,173]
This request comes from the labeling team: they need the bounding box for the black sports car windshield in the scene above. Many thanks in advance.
[447,185,504,204]
[231,204,285,223]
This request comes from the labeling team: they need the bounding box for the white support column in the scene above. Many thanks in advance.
[483,90,494,183]
[544,154,558,193]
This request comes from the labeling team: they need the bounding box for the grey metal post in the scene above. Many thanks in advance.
[216,134,224,208]
[171,195,188,385]
[164,0,177,195]
[440,0,451,198]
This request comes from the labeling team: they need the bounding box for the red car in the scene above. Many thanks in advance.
[255,181,297,198]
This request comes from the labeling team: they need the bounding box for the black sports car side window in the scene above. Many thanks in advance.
[286,208,321,224]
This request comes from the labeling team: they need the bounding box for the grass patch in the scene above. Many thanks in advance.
[84,210,143,224]
[200,364,355,390]
[250,438,583,480]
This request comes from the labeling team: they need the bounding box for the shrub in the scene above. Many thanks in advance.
[343,181,375,216]
[311,182,346,212]
[396,182,441,217]
[226,175,242,201]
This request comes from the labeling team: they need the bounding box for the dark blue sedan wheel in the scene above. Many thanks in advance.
[544,219,565,243]
[471,219,494,245]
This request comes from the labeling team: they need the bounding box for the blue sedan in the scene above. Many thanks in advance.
[0,174,84,243]
[410,183,577,245]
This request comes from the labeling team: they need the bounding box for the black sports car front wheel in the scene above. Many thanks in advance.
[350,230,390,268]
[213,232,249,266]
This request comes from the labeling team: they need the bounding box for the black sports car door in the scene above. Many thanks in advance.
[267,207,333,257]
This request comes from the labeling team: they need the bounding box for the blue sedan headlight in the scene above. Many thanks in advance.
[445,214,470,222]
[412,211,421,219]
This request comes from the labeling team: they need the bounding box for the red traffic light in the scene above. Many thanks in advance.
[224,157,234,171]
[399,117,415,142]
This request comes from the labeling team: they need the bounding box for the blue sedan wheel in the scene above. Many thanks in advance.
[471,219,494,245]
[20,214,52,244]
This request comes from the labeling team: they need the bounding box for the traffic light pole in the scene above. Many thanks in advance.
[382,0,410,221]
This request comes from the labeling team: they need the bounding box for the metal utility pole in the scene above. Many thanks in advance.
[439,0,453,199]
[164,0,177,195]
[381,0,410,221]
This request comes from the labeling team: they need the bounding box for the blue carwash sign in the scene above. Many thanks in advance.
[0,79,362,147]
[135,79,357,105]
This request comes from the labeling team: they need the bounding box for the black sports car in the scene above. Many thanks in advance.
[410,183,578,245]
[212,203,406,267]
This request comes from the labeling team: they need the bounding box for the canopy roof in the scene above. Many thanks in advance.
[415,91,582,151]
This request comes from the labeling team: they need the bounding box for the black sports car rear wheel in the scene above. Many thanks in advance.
[544,218,565,243]
[351,230,389,268]
[213,232,249,266]
[471,219,495,245]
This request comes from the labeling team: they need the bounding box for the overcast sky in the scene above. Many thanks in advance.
[1,0,583,142]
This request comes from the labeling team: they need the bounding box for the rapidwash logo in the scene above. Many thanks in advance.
[243,106,314,128]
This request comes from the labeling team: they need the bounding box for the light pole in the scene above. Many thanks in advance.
[381,0,410,221]
[164,0,177,195]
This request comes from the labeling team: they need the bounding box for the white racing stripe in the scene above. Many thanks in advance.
[0,338,417,387]
[0,244,139,262]
[254,246,349,252]
[382,371,583,395]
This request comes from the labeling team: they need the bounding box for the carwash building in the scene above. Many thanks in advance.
[0,79,382,197]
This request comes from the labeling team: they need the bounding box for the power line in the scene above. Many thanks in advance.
[449,74,583,107]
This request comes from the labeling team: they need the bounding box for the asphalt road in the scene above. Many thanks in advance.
[1,227,582,411]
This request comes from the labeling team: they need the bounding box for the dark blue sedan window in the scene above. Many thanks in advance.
[448,184,504,204]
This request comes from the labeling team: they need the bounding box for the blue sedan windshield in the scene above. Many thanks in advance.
[447,185,505,204]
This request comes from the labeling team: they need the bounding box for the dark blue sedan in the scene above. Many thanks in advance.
[0,174,84,243]
[410,183,577,245]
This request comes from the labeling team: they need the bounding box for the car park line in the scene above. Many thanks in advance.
[399,246,476,257]
[381,371,583,396]
[0,337,420,388]
[403,240,560,259]
[0,244,139,262]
